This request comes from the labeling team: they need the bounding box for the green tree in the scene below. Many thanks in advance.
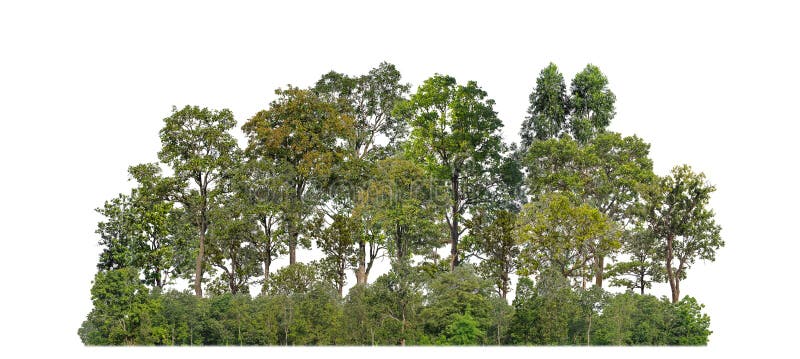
[78,268,157,345]
[463,209,520,299]
[234,157,287,294]
[508,269,580,345]
[517,193,616,286]
[607,228,663,294]
[401,74,505,270]
[316,214,358,297]
[520,62,570,147]
[642,165,724,303]
[206,192,261,295]
[157,105,240,297]
[95,164,183,289]
[419,265,493,341]
[667,296,712,345]
[314,62,410,285]
[569,64,616,143]
[242,87,353,265]
[441,310,485,345]
[525,132,653,286]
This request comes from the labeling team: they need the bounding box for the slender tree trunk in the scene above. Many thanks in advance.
[262,258,271,295]
[449,172,460,271]
[665,234,679,303]
[595,255,604,288]
[194,228,205,297]
[587,314,592,346]
[356,240,367,285]
[289,226,298,265]
[230,255,239,294]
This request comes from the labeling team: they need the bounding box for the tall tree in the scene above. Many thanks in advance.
[235,157,287,294]
[520,62,570,148]
[242,87,353,265]
[401,74,504,271]
[314,62,410,285]
[157,105,240,297]
[569,64,616,143]
[641,165,724,303]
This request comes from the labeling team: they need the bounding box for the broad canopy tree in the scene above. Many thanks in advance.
[242,87,354,266]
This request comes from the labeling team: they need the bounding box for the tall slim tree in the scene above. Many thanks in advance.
[641,165,724,303]
[520,62,570,148]
[401,74,504,271]
[242,87,353,265]
[235,157,287,294]
[157,105,240,297]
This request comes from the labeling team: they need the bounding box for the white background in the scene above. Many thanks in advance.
[1,1,797,357]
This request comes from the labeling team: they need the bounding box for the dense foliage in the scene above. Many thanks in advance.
[80,62,722,345]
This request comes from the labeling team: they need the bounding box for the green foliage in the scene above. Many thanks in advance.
[242,86,353,264]
[463,209,520,299]
[517,193,617,284]
[419,265,494,342]
[82,62,720,346]
[569,64,616,143]
[401,74,505,269]
[520,62,570,147]
[642,165,724,302]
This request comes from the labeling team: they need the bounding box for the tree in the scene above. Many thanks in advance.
[641,165,724,303]
[355,157,444,265]
[158,105,240,297]
[419,265,493,341]
[441,310,485,345]
[517,193,617,286]
[234,157,287,294]
[316,214,358,297]
[206,192,261,295]
[314,62,410,285]
[402,74,505,270]
[569,64,616,143]
[95,164,183,289]
[520,62,570,148]
[242,87,353,265]
[508,269,580,345]
[607,228,663,294]
[79,268,157,345]
[463,209,520,299]
[525,132,654,286]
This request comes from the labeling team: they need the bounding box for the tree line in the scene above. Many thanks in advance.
[79,62,723,345]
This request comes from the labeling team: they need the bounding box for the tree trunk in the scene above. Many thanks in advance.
[449,172,460,271]
[194,228,205,297]
[262,258,271,295]
[356,240,367,285]
[594,255,604,288]
[587,314,592,346]
[289,229,297,265]
[665,234,679,303]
